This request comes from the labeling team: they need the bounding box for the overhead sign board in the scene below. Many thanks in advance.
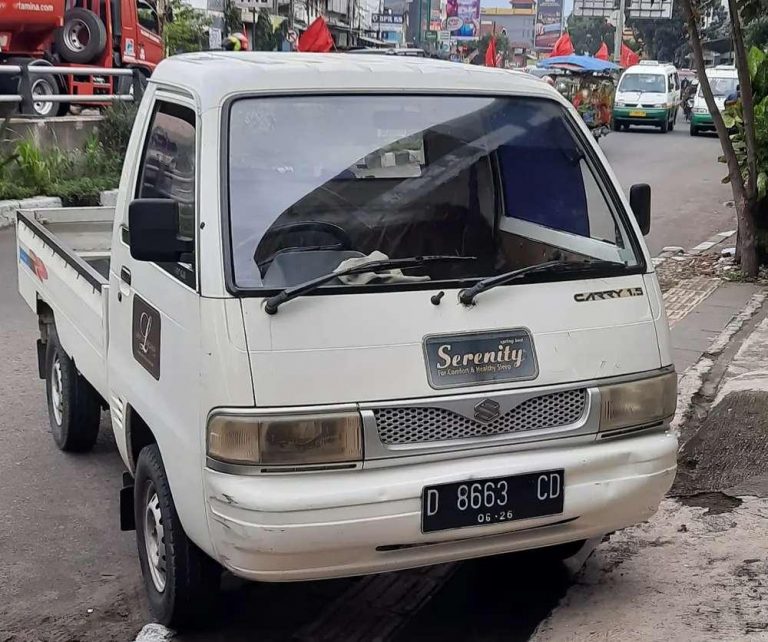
[573,0,673,18]
[627,0,673,19]
[233,0,273,8]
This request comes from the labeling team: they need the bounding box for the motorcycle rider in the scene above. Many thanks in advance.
[223,32,250,51]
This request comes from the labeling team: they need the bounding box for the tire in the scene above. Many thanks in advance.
[669,111,675,131]
[116,69,149,99]
[1,58,67,118]
[55,8,107,64]
[660,116,669,133]
[690,124,699,136]
[612,119,621,132]
[45,327,101,452]
[135,444,221,628]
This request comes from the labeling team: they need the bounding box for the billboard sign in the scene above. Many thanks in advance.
[372,13,404,31]
[534,0,563,51]
[445,0,480,40]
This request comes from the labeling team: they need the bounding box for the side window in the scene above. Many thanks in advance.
[137,0,160,34]
[135,100,197,287]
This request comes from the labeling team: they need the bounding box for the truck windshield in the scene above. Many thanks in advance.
[699,77,738,97]
[227,95,641,290]
[618,74,666,93]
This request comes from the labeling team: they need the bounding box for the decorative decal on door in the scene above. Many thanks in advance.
[132,295,161,380]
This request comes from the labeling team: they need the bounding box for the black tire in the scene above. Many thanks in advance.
[669,111,675,131]
[135,444,221,628]
[55,8,107,64]
[116,69,149,99]
[660,116,669,133]
[45,327,101,452]
[690,125,699,136]
[612,119,621,131]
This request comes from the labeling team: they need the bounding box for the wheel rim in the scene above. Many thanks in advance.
[51,355,64,426]
[63,19,91,52]
[143,483,167,593]
[31,78,55,117]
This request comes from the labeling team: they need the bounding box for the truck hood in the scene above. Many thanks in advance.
[237,274,664,406]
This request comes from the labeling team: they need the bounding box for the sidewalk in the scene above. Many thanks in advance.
[532,258,768,642]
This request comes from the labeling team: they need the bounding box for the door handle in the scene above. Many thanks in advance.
[118,266,132,301]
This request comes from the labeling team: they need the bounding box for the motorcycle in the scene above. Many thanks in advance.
[683,96,694,122]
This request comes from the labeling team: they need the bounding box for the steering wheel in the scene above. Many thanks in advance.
[254,221,353,271]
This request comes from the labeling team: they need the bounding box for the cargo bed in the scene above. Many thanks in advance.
[15,207,115,400]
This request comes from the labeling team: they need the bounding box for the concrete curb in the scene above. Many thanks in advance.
[0,190,117,230]
[0,197,62,230]
[653,229,736,268]
[671,291,767,438]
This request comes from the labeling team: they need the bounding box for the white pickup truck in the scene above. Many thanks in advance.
[16,52,678,629]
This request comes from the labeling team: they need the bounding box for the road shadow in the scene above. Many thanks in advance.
[395,551,578,641]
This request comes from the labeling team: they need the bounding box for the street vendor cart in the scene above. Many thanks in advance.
[537,55,620,140]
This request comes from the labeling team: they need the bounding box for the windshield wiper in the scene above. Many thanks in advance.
[264,255,476,314]
[459,259,631,306]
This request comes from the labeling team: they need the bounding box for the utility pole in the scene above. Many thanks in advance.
[613,0,625,64]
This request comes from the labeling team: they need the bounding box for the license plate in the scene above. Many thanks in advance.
[421,470,564,533]
[629,110,646,117]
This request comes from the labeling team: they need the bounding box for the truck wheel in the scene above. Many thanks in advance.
[135,445,221,628]
[116,69,149,99]
[690,125,699,136]
[660,117,669,133]
[45,328,101,452]
[55,8,107,64]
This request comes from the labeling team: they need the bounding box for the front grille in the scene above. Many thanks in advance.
[374,389,587,446]
[641,103,657,108]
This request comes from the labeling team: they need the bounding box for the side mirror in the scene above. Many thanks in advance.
[629,183,651,236]
[128,199,193,262]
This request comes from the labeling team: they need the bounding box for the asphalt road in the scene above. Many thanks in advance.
[0,121,737,642]
[600,116,735,256]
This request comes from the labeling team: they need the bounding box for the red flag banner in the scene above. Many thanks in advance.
[621,43,640,67]
[595,42,609,60]
[298,16,334,53]
[485,36,497,67]
[550,32,574,57]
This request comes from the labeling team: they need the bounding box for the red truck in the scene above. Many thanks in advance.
[0,0,165,117]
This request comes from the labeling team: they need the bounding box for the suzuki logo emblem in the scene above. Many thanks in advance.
[474,399,501,423]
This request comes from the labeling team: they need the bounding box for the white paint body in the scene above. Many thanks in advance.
[16,53,677,582]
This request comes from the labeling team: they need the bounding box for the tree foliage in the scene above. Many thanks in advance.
[163,0,211,54]
[252,8,276,51]
[746,15,768,49]
[628,3,688,65]
[566,16,614,56]
[223,0,244,36]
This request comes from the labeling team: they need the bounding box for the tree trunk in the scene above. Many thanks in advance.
[680,0,759,276]
[728,0,757,201]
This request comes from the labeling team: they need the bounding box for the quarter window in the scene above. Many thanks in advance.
[135,100,197,287]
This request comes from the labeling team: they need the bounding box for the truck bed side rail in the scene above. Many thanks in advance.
[0,65,143,112]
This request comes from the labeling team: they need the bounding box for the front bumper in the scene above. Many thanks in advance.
[691,112,715,128]
[613,106,669,125]
[203,430,677,582]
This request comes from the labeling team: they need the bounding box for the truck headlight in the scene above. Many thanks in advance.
[598,373,676,432]
[207,411,363,466]
[616,101,626,107]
